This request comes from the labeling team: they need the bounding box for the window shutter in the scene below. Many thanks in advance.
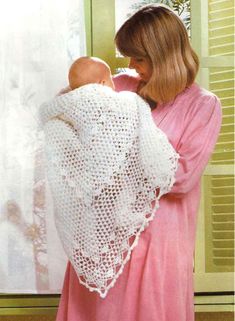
[192,0,234,292]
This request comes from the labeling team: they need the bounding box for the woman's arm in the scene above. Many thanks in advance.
[169,94,222,197]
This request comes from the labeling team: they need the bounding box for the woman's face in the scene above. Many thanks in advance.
[128,57,152,82]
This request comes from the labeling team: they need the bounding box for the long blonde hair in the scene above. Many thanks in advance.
[115,4,199,103]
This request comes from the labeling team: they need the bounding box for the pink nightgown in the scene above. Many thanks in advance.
[55,73,222,321]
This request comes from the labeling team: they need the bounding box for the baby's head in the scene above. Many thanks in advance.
[68,56,114,90]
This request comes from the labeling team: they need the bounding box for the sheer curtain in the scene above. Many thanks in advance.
[0,0,86,293]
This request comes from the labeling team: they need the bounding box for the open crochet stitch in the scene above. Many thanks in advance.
[39,84,179,298]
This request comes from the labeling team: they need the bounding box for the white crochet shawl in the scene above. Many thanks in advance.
[40,84,179,298]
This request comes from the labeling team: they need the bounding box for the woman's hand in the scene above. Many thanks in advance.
[56,114,74,127]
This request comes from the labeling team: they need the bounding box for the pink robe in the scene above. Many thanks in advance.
[55,74,222,321]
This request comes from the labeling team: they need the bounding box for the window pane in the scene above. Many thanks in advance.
[209,0,234,56]
[209,67,235,165]
[205,175,234,273]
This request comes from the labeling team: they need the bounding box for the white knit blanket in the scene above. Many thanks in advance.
[39,84,179,298]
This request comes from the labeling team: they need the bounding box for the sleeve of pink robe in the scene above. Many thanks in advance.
[169,94,222,197]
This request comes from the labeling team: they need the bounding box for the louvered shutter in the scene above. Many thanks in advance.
[192,0,234,292]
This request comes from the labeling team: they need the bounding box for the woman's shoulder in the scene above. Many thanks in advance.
[176,83,222,121]
[113,72,140,92]
[178,83,221,111]
[182,83,220,103]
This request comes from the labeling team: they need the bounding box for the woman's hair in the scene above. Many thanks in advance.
[115,4,199,103]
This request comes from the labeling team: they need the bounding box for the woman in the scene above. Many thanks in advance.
[56,5,222,321]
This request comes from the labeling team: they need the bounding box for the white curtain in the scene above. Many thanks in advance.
[0,0,86,293]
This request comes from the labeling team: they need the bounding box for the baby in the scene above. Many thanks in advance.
[69,56,114,90]
[39,56,178,298]
[57,56,114,98]
[57,56,114,124]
